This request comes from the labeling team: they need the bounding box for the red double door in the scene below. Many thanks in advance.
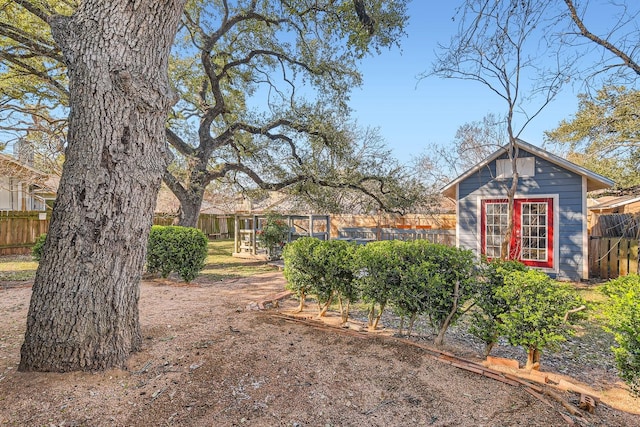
[481,197,554,268]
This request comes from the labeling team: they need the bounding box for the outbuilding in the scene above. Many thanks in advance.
[442,139,614,281]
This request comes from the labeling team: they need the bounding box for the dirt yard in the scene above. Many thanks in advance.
[1,268,639,426]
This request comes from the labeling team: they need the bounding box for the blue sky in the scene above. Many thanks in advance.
[347,1,620,165]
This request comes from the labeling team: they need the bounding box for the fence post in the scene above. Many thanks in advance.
[610,239,620,279]
[619,239,629,277]
[631,240,639,275]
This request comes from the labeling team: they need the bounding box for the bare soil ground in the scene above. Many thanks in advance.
[1,267,639,426]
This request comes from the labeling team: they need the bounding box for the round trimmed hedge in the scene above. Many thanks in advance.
[147,225,208,282]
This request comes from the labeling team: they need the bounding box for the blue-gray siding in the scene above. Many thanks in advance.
[457,149,585,280]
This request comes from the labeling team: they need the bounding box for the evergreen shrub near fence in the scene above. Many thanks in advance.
[147,225,208,282]
[31,233,47,261]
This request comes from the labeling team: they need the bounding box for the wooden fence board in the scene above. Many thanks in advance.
[598,238,610,279]
[152,214,234,238]
[631,240,639,275]
[590,237,640,279]
[589,238,599,277]
[619,239,629,276]
[0,211,50,255]
[609,240,619,279]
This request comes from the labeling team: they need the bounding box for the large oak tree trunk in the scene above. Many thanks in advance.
[162,168,207,228]
[19,0,186,372]
[177,194,203,228]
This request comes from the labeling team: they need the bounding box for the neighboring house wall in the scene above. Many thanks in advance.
[0,154,51,211]
[0,176,25,210]
[456,149,586,281]
[624,199,640,214]
[0,178,48,211]
[0,176,13,209]
[593,199,640,215]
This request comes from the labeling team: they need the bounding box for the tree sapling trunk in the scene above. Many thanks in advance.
[434,280,460,346]
[296,293,306,313]
[526,347,542,370]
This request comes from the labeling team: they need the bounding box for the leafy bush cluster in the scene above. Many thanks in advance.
[283,238,358,320]
[469,260,528,356]
[146,225,208,282]
[600,274,640,396]
[283,238,586,371]
[283,238,477,345]
[469,260,585,370]
[492,269,584,369]
[356,240,477,345]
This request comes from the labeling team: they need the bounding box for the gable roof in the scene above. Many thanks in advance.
[441,139,615,198]
[0,152,48,178]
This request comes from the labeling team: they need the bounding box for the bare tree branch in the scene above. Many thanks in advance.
[563,0,640,76]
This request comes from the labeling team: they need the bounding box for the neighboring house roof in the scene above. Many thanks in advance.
[0,152,48,179]
[589,194,640,211]
[441,139,615,198]
[0,153,59,200]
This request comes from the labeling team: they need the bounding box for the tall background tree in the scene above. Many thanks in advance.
[561,0,640,85]
[545,85,640,187]
[414,113,506,189]
[431,0,570,259]
[164,0,414,226]
[0,0,73,175]
[540,0,640,189]
[2,1,418,226]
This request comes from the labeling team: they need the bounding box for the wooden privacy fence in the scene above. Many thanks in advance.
[331,213,456,238]
[153,213,234,239]
[337,227,456,246]
[589,237,639,280]
[0,212,235,256]
[0,211,50,255]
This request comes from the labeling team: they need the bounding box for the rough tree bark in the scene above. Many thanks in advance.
[19,0,186,372]
[162,165,208,228]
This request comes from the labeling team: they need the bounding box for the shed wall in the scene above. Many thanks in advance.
[457,150,586,280]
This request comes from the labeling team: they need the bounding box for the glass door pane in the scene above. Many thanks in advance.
[484,202,509,258]
[519,202,548,262]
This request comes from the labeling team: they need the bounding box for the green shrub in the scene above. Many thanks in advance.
[283,237,323,312]
[601,274,640,396]
[146,225,208,282]
[352,240,404,330]
[403,241,476,345]
[496,269,584,370]
[32,233,47,261]
[352,240,476,337]
[388,241,426,334]
[469,259,529,356]
[313,239,358,321]
[256,213,290,260]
